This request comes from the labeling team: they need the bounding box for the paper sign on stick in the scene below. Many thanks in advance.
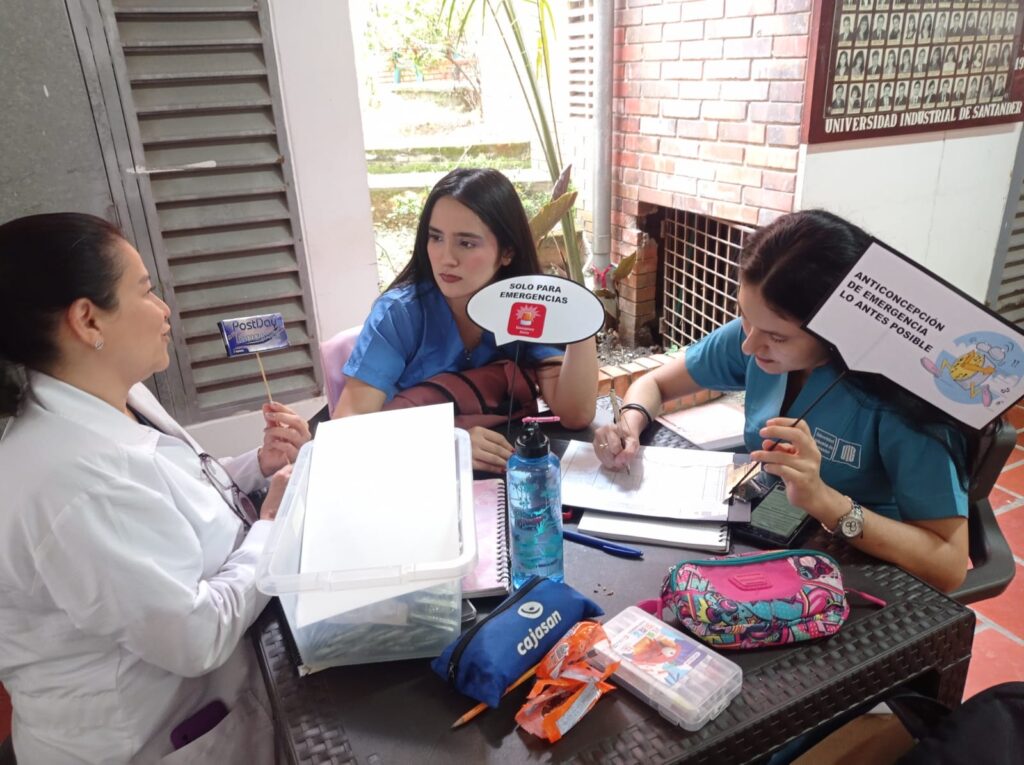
[468,275,604,345]
[805,241,1024,430]
[217,312,290,356]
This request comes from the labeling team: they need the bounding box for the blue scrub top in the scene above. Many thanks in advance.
[344,282,565,400]
[685,319,967,522]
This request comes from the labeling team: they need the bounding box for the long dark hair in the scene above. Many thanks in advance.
[739,209,969,482]
[388,168,542,292]
[0,213,124,416]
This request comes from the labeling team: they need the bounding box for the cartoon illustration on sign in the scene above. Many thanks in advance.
[921,332,1024,408]
[507,302,547,339]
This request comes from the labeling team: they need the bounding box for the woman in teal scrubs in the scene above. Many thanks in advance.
[594,210,969,592]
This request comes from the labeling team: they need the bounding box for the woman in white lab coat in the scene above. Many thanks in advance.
[0,213,311,763]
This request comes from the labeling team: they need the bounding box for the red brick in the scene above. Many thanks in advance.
[617,43,644,62]
[624,133,660,153]
[716,164,763,186]
[662,60,705,79]
[712,201,760,225]
[641,81,680,98]
[699,141,746,163]
[699,179,743,203]
[704,59,752,79]
[743,186,795,211]
[752,58,806,80]
[614,27,626,46]
[638,116,677,136]
[705,16,754,38]
[621,199,640,216]
[702,100,749,121]
[677,120,720,140]
[624,97,660,116]
[663,99,703,119]
[766,124,801,146]
[673,159,718,181]
[614,81,642,98]
[681,0,725,21]
[619,283,658,303]
[616,150,640,168]
[663,20,707,41]
[677,194,716,216]
[723,37,774,58]
[773,34,809,57]
[753,13,809,36]
[678,39,725,59]
[749,101,802,124]
[678,81,721,99]
[718,121,766,143]
[616,8,643,26]
[776,0,811,11]
[757,208,785,225]
[725,0,776,15]
[626,62,662,80]
[721,80,771,100]
[597,370,614,397]
[637,186,675,209]
[762,170,797,192]
[633,356,664,372]
[746,146,799,170]
[626,24,664,44]
[660,137,701,157]
[768,81,805,102]
[615,115,640,133]
[639,154,678,173]
[626,0,663,6]
[661,173,700,194]
[642,3,682,23]
[643,41,682,61]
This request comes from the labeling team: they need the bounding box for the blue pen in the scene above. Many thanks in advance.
[563,529,644,560]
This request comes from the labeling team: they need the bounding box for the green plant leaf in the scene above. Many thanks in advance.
[613,251,638,282]
[529,190,577,243]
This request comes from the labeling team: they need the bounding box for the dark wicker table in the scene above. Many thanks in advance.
[252,426,975,764]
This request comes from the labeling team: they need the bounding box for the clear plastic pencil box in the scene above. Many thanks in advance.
[591,606,743,731]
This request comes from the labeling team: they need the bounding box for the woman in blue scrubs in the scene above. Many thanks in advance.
[594,210,969,592]
[337,168,598,472]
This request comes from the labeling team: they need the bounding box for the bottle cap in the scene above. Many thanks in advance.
[515,420,550,459]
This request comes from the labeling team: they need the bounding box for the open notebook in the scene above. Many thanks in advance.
[462,479,511,598]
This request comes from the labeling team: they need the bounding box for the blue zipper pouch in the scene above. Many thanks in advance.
[431,577,604,707]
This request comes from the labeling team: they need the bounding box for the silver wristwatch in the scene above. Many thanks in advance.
[825,498,864,540]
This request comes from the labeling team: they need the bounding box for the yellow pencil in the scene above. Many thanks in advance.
[609,394,631,475]
[450,663,539,729]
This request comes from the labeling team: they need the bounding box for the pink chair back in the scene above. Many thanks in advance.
[320,325,363,416]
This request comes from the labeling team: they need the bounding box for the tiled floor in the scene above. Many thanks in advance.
[0,406,1020,742]
[965,402,1024,700]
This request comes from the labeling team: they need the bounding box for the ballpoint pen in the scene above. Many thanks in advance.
[563,529,644,559]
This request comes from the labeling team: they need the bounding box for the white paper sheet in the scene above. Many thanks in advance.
[577,511,729,552]
[296,404,459,627]
[560,440,750,522]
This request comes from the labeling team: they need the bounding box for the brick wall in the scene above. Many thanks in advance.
[610,0,812,342]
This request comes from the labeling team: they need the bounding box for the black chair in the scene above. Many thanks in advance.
[951,415,1018,604]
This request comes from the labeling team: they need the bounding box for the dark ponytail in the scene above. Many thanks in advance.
[0,213,124,417]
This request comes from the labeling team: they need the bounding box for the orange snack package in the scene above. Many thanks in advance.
[515,620,619,743]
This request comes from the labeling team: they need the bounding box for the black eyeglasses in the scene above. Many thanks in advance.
[198,453,258,529]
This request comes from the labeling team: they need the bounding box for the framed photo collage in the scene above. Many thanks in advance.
[806,0,1024,142]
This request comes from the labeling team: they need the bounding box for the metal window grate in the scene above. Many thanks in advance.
[660,209,753,348]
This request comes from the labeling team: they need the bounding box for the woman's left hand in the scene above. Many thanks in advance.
[751,418,833,515]
[257,401,312,476]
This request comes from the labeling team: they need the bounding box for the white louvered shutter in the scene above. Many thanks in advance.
[108,1,321,424]
[996,190,1024,326]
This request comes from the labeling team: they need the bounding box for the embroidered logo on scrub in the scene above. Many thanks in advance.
[814,428,862,469]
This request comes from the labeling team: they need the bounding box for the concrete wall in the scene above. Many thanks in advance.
[798,123,1022,301]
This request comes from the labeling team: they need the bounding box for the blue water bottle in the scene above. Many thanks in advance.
[507,420,564,589]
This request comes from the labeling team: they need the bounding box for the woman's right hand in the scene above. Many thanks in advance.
[469,427,514,473]
[259,464,294,521]
[593,419,639,470]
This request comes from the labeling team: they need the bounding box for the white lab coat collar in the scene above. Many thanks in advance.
[25,372,200,452]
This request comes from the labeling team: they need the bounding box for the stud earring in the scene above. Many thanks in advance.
[95,339,104,351]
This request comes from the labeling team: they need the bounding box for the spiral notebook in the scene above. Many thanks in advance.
[462,479,511,598]
[577,511,730,553]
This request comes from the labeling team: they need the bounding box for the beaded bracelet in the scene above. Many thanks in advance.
[620,402,653,431]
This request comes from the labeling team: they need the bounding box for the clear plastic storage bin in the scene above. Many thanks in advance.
[256,429,476,674]
[593,606,742,731]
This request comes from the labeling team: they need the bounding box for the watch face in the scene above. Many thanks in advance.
[841,516,863,538]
